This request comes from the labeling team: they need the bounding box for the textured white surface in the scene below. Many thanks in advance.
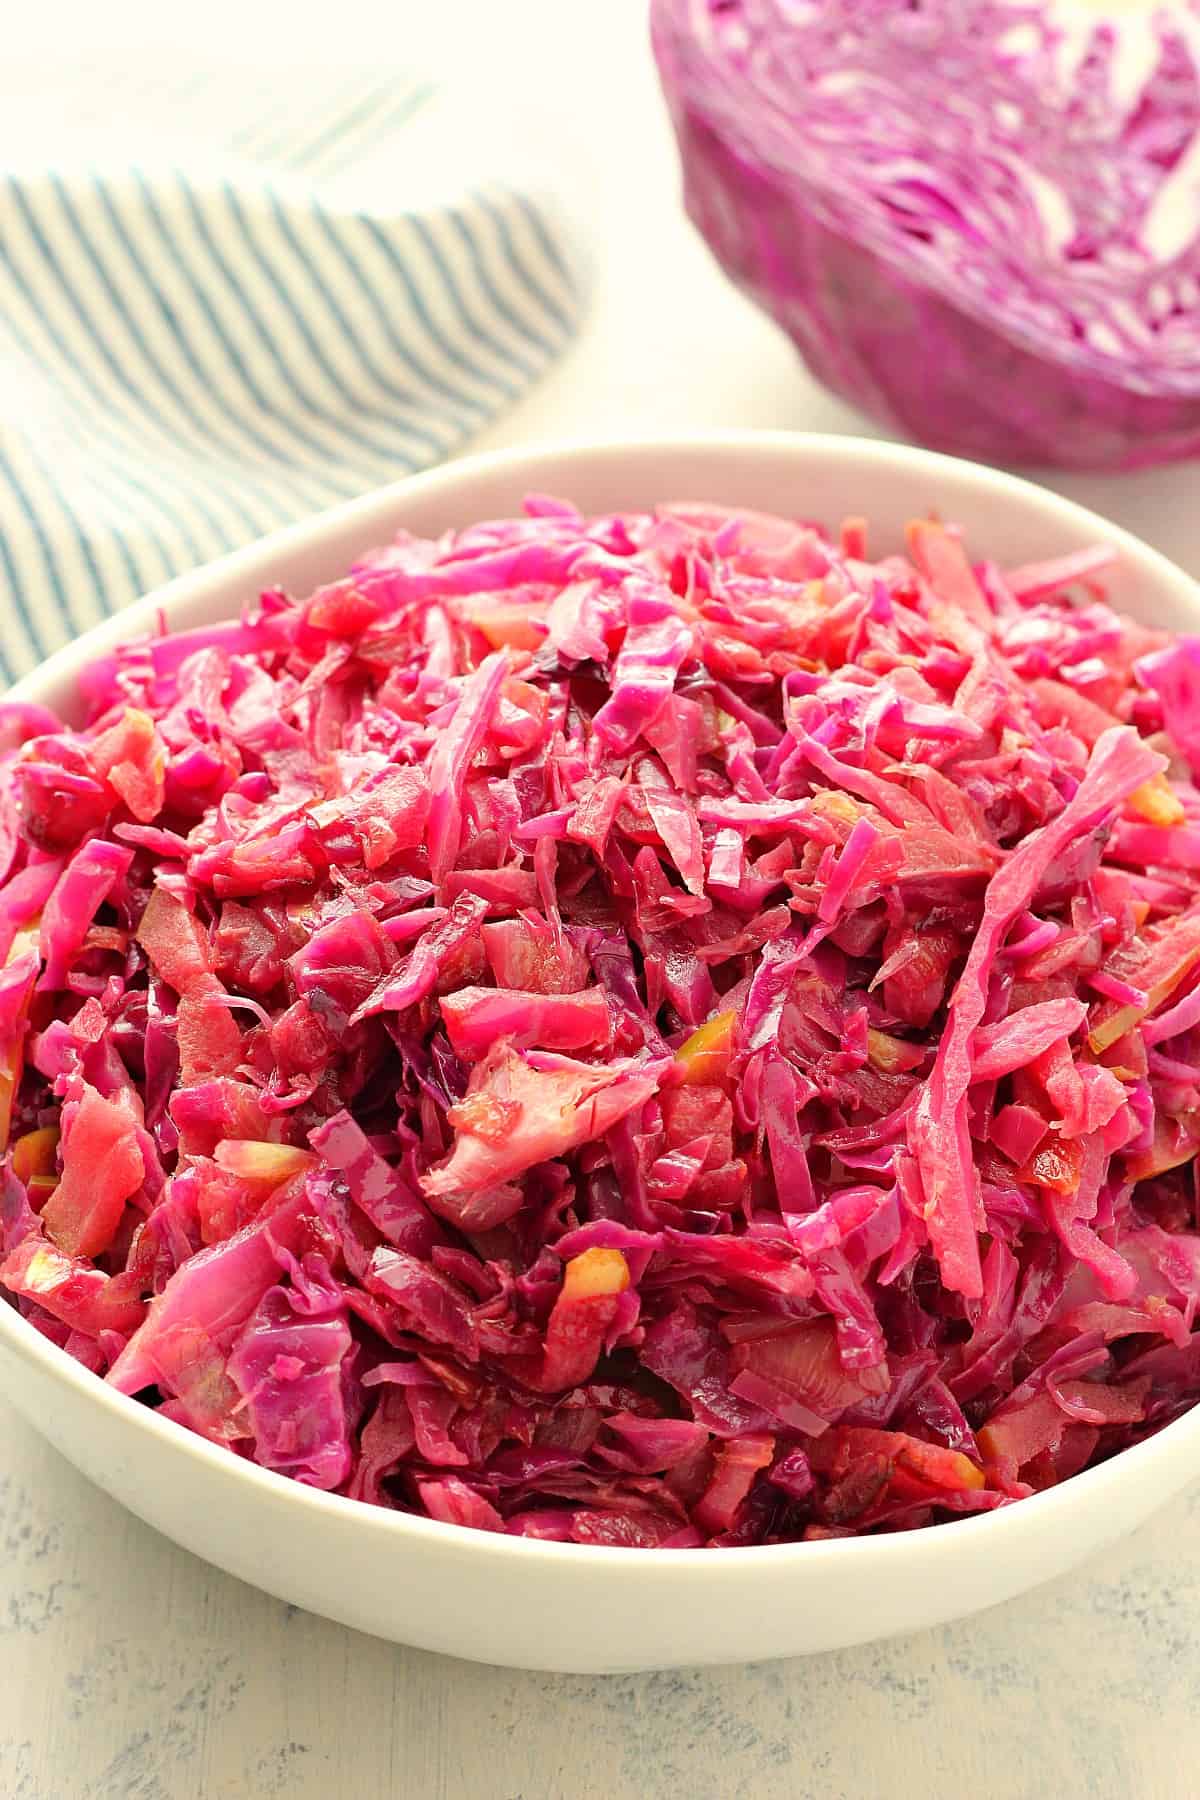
[4,2,1200,1795]
[2,1405,1199,1800]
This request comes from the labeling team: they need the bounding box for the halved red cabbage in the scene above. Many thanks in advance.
[652,0,1200,470]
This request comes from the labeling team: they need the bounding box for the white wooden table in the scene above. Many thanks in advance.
[4,5,1199,1795]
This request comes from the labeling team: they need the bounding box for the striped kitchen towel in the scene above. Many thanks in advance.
[0,58,583,680]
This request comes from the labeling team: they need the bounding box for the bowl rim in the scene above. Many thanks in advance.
[3,426,1199,1579]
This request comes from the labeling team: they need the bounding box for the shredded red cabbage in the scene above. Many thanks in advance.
[3,494,1200,1546]
[652,0,1200,470]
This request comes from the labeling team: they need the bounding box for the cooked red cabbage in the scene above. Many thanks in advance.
[652,0,1200,470]
[3,494,1200,1547]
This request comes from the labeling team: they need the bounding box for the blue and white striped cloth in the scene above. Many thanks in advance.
[0,61,582,680]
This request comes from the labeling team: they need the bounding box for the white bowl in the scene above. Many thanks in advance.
[2,433,1198,1674]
